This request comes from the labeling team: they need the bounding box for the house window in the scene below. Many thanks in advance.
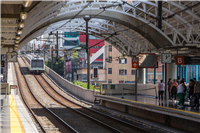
[119,58,127,64]
[109,45,112,52]
[108,68,112,74]
[108,56,112,63]
[108,79,112,83]
[131,70,136,75]
[119,69,127,75]
[111,85,115,89]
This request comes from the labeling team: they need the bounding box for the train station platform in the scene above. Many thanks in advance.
[94,94,200,132]
[0,63,38,133]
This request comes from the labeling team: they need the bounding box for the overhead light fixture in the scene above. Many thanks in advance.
[19,22,24,28]
[1,40,5,44]
[197,44,200,48]
[16,36,21,40]
[23,1,33,7]
[15,40,19,43]
[17,30,23,35]
[166,49,171,52]
[180,47,188,50]
[15,44,19,47]
[20,12,28,20]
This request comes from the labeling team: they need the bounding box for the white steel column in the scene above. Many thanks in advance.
[138,68,145,84]
[166,62,177,81]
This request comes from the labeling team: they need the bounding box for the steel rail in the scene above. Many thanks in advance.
[34,74,124,133]
[36,73,153,133]
[17,59,79,133]
[14,62,47,133]
[43,73,171,133]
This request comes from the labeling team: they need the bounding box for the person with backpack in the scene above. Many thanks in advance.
[168,78,172,99]
[194,78,200,108]
[177,80,185,107]
[189,79,195,100]
[177,76,181,85]
[158,80,165,102]
[170,79,178,102]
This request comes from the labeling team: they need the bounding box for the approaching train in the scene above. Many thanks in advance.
[24,54,45,74]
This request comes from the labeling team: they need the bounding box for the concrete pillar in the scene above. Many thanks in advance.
[166,62,177,100]
[138,68,145,84]
[166,62,177,81]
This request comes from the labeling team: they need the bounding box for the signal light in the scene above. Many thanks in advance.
[93,67,98,78]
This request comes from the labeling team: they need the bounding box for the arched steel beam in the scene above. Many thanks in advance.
[19,7,173,50]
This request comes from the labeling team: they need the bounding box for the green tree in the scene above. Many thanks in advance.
[46,58,64,77]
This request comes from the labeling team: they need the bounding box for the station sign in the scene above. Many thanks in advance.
[10,85,18,89]
[7,52,17,62]
[175,56,184,65]
[137,53,157,68]
[132,61,138,68]
[176,56,200,65]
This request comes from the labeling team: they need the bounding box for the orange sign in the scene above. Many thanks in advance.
[132,61,138,68]
[176,56,184,65]
[10,85,17,89]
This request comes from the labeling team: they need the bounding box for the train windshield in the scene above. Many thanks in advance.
[31,60,44,67]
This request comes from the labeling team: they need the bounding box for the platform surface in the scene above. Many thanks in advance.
[113,94,200,113]
[0,62,38,133]
[96,94,200,119]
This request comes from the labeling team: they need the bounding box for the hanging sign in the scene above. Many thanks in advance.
[132,61,138,68]
[176,56,200,65]
[137,53,157,68]
[185,56,200,64]
[10,85,18,89]
[176,56,184,65]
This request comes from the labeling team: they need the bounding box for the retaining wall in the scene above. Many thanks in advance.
[45,65,99,103]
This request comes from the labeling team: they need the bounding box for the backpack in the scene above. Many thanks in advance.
[190,94,196,107]
[172,86,177,93]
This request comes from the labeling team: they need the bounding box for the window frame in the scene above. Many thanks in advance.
[119,69,127,75]
[108,68,112,74]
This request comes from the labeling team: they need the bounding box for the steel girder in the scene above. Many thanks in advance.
[19,0,200,55]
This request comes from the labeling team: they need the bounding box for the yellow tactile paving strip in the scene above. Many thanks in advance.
[9,95,25,133]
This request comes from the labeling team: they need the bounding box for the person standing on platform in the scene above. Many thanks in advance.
[170,79,178,102]
[168,78,172,100]
[177,76,181,85]
[194,78,200,108]
[158,80,165,102]
[193,78,197,85]
[189,79,195,100]
[177,80,185,107]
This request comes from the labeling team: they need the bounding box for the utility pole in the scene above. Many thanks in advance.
[44,45,45,61]
[56,31,59,61]
[84,15,91,90]
[64,50,66,79]
[51,46,53,70]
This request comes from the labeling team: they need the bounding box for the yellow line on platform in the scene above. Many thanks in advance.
[9,95,25,133]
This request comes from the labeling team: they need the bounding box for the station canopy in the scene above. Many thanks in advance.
[1,1,200,57]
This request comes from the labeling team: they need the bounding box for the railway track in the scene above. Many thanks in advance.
[19,56,169,133]
[18,57,124,133]
[34,73,152,132]
[15,59,78,133]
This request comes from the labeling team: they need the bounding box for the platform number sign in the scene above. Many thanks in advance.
[93,67,98,79]
[7,52,17,62]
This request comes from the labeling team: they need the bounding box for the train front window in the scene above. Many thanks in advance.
[31,60,44,67]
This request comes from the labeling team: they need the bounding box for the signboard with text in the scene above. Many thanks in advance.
[176,56,200,65]
[176,56,184,65]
